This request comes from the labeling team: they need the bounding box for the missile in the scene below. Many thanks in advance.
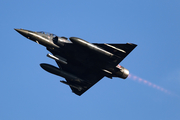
[69,37,114,58]
[47,53,67,64]
[40,63,84,83]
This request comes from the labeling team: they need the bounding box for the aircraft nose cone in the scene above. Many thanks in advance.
[14,28,29,38]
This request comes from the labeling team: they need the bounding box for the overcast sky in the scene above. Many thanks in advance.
[0,0,180,120]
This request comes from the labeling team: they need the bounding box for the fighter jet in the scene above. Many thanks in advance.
[15,28,137,96]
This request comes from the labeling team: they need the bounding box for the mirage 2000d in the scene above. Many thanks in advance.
[15,28,137,96]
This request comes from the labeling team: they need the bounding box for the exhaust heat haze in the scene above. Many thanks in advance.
[128,73,172,95]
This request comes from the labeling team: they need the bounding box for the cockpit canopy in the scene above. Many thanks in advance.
[37,31,56,37]
[36,31,69,42]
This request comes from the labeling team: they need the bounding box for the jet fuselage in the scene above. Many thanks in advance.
[15,28,137,95]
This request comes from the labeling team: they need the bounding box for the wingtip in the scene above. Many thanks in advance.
[127,43,138,47]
